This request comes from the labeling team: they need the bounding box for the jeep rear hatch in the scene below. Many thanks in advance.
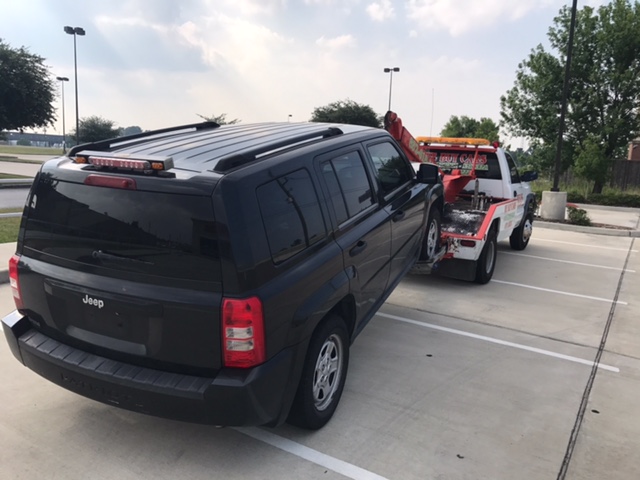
[16,160,224,373]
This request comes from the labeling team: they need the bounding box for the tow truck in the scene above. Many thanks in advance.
[385,111,538,284]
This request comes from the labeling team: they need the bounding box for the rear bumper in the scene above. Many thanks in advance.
[2,310,300,427]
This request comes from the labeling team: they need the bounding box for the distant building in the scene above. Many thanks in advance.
[1,131,65,148]
[629,138,640,161]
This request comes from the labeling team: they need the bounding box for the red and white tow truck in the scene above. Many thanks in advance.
[385,111,538,284]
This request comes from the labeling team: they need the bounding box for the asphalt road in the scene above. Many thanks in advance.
[0,226,638,480]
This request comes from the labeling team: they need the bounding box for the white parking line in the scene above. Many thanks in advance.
[536,238,637,252]
[492,280,628,305]
[235,427,390,480]
[502,252,636,273]
[377,312,620,373]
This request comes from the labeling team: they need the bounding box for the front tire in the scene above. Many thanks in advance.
[509,212,533,250]
[288,315,349,430]
[420,208,441,261]
[475,227,497,284]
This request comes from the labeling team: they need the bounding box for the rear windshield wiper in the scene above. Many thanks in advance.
[92,250,155,265]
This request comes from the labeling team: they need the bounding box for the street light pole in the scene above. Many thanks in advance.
[55,76,69,152]
[383,67,400,111]
[64,26,85,145]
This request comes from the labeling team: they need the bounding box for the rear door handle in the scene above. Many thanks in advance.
[392,211,406,222]
[349,240,367,257]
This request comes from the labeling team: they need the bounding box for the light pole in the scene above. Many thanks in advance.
[56,76,69,152]
[383,67,400,111]
[64,25,85,145]
[551,0,578,192]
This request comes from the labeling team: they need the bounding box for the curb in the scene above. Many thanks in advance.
[0,179,33,188]
[536,220,640,237]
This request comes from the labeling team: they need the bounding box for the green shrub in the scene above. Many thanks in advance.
[586,192,640,208]
[16,139,31,146]
[567,206,591,226]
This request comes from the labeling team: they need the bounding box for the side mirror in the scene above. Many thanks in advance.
[417,163,439,184]
[521,171,538,182]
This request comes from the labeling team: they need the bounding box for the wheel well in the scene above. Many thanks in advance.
[432,195,444,215]
[326,295,356,340]
[490,219,499,234]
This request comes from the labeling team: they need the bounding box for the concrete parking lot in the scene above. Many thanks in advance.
[0,224,638,480]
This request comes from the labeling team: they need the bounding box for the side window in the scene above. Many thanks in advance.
[321,151,374,223]
[367,142,413,195]
[257,169,326,264]
[505,153,521,184]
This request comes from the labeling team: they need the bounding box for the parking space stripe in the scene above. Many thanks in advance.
[235,427,390,480]
[492,280,628,305]
[377,312,620,373]
[502,252,635,273]
[536,238,638,252]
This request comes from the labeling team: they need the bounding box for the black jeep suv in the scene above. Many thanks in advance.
[3,120,441,429]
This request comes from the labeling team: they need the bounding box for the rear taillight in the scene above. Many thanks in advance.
[9,255,23,310]
[222,297,265,368]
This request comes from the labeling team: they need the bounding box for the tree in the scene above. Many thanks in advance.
[0,39,56,132]
[72,116,121,144]
[120,125,143,137]
[440,115,500,142]
[501,0,640,193]
[196,113,240,125]
[310,99,381,128]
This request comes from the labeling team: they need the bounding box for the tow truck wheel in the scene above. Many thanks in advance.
[509,212,533,251]
[288,314,349,430]
[420,208,441,261]
[475,227,497,284]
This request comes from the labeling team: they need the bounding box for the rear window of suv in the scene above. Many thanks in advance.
[23,179,220,283]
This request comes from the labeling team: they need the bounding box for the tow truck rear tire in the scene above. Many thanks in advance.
[475,227,497,284]
[509,213,533,251]
[420,208,441,262]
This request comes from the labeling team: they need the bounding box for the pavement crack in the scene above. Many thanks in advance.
[556,237,635,480]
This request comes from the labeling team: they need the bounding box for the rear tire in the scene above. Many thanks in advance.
[287,315,349,430]
[420,208,441,262]
[509,212,533,251]
[475,227,497,284]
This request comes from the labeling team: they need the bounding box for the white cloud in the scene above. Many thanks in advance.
[217,0,286,15]
[316,34,356,49]
[366,0,395,22]
[406,0,558,36]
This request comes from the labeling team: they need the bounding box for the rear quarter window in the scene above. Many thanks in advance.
[257,168,326,264]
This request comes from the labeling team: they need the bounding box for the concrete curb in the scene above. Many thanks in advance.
[573,203,640,213]
[536,220,640,237]
[0,179,33,188]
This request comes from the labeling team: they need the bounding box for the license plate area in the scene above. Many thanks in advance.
[43,278,163,354]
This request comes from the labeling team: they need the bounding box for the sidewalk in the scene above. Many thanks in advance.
[536,204,640,237]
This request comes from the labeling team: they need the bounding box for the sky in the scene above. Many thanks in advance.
[1,0,609,146]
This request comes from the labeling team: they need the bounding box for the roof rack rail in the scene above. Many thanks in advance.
[68,121,220,156]
[214,127,343,172]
